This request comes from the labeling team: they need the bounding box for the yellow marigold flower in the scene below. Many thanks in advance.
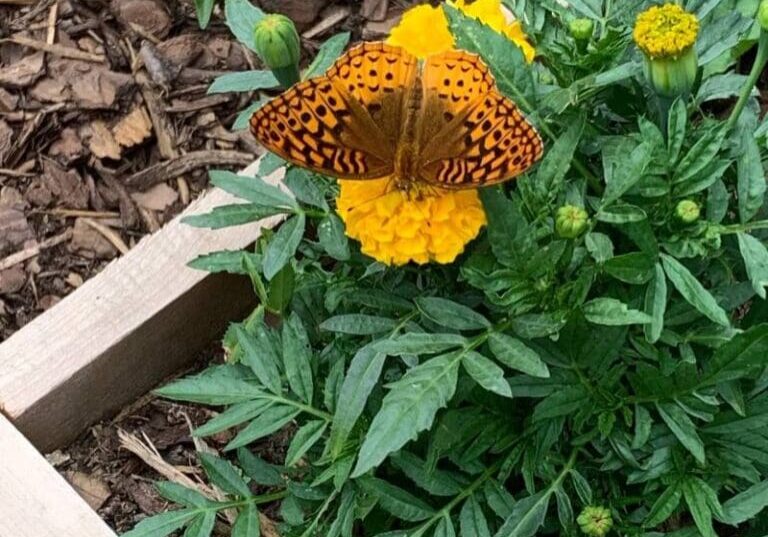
[336,0,535,266]
[388,0,536,62]
[336,179,487,266]
[633,4,699,59]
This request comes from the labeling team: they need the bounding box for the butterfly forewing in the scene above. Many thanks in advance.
[417,51,543,188]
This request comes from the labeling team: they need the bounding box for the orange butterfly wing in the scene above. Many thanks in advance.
[417,50,544,188]
[250,42,417,179]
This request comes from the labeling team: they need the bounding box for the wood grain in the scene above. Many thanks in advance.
[0,160,285,451]
[0,413,117,537]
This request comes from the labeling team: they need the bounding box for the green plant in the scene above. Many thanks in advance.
[126,1,768,536]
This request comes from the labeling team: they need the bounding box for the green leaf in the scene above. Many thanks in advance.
[510,313,566,338]
[700,324,768,386]
[667,98,687,162]
[226,405,301,450]
[263,214,305,280]
[283,167,328,210]
[460,495,491,537]
[359,477,435,522]
[585,232,614,263]
[303,32,351,79]
[237,448,283,486]
[194,399,272,437]
[672,159,731,197]
[645,482,682,527]
[188,250,262,274]
[534,116,585,198]
[656,402,705,464]
[320,314,398,335]
[318,214,350,261]
[565,0,601,18]
[234,101,265,131]
[282,312,314,404]
[494,491,550,537]
[329,345,386,458]
[661,254,730,326]
[682,478,716,537]
[183,512,216,537]
[463,351,513,398]
[285,420,327,466]
[390,452,463,496]
[583,298,652,326]
[155,482,212,508]
[235,326,282,395]
[673,126,726,184]
[199,453,251,496]
[738,233,768,299]
[224,0,265,52]
[416,297,490,331]
[444,5,534,107]
[208,70,279,94]
[604,252,655,284]
[488,333,549,378]
[722,480,768,524]
[644,263,667,343]
[352,351,461,476]
[479,188,532,269]
[267,263,295,313]
[183,204,285,229]
[373,333,467,356]
[601,142,652,207]
[738,129,766,222]
[533,386,589,421]
[121,509,197,537]
[596,203,647,223]
[632,405,653,450]
[194,0,214,29]
[157,373,262,405]
[232,503,261,537]
[210,170,296,210]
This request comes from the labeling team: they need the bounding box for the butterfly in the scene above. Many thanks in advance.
[250,41,543,190]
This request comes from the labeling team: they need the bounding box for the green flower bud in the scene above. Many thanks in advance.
[642,46,699,98]
[556,205,589,238]
[254,14,301,87]
[577,505,613,537]
[675,199,701,223]
[759,0,768,31]
[570,18,594,52]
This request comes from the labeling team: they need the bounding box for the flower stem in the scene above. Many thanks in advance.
[726,30,768,132]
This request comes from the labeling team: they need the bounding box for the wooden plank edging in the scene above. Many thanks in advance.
[0,413,117,537]
[0,159,283,451]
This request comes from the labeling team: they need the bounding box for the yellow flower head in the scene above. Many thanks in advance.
[336,0,535,266]
[633,3,699,59]
[336,180,487,266]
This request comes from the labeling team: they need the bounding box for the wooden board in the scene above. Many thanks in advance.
[0,160,284,452]
[0,413,117,537]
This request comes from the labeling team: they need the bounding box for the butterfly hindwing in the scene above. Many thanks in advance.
[417,51,543,188]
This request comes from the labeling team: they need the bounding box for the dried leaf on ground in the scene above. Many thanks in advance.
[49,127,85,165]
[131,183,178,212]
[111,0,172,39]
[0,52,45,88]
[31,59,134,109]
[64,471,112,510]
[85,120,122,160]
[69,217,118,259]
[0,266,27,295]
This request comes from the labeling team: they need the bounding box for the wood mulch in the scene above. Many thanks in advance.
[0,0,408,342]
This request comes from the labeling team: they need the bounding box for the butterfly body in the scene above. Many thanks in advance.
[250,42,543,189]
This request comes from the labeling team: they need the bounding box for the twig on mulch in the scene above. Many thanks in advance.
[0,228,73,271]
[45,209,121,219]
[2,35,106,63]
[81,218,130,255]
[124,150,254,190]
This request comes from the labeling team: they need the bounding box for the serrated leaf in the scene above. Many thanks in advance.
[329,345,386,458]
[668,98,687,162]
[604,252,655,284]
[183,204,285,229]
[208,70,279,93]
[722,480,768,524]
[359,477,435,521]
[283,167,328,210]
[209,170,295,209]
[738,128,766,223]
[656,402,705,464]
[682,478,716,537]
[303,32,351,79]
[352,351,461,476]
[237,448,283,486]
[460,495,491,537]
[434,514,457,537]
[700,324,768,386]
[199,453,251,496]
[232,503,261,537]
[285,420,327,467]
[661,254,729,326]
[121,509,197,537]
[263,214,305,280]
[235,326,282,395]
[583,298,652,326]
[644,263,667,343]
[224,0,265,53]
[226,405,300,450]
[282,312,314,403]
[194,399,272,437]
[602,142,652,207]
[416,296,490,330]
[494,491,550,537]
[738,233,768,299]
[585,232,614,263]
[156,375,262,405]
[463,351,513,398]
[533,385,589,421]
[390,451,463,496]
[534,116,584,198]
[320,314,398,335]
[188,250,263,275]
[645,483,682,527]
[318,214,350,261]
[183,512,215,537]
[674,127,726,184]
[155,482,212,508]
[632,404,653,449]
[373,333,467,356]
[488,333,549,377]
[596,203,647,223]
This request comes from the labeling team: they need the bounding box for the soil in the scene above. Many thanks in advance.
[0,0,408,342]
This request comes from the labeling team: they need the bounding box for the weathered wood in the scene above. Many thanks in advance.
[0,413,117,537]
[0,160,284,451]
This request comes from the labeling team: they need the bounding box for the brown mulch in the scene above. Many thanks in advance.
[0,0,408,343]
